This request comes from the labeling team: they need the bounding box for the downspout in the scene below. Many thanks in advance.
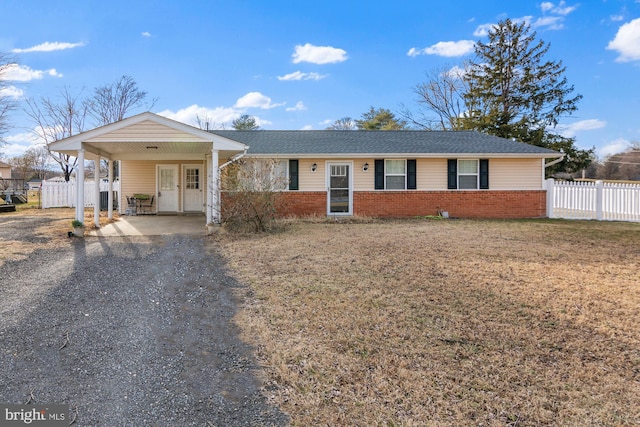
[544,155,565,169]
[219,147,248,170]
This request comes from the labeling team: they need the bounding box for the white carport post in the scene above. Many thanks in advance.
[208,145,220,224]
[93,158,100,228]
[75,148,85,223]
[107,159,114,220]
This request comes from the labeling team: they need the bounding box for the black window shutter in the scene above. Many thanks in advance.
[479,159,489,189]
[374,159,384,190]
[289,159,299,190]
[407,159,417,189]
[447,159,457,189]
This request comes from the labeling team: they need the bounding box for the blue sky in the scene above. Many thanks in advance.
[1,0,639,160]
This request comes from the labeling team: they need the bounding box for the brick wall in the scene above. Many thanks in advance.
[278,191,327,216]
[354,190,547,218]
[278,190,546,218]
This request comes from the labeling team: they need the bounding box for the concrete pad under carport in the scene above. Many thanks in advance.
[88,215,206,237]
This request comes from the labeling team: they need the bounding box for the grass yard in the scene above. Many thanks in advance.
[218,218,640,426]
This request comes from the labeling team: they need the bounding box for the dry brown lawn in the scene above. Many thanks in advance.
[218,218,640,426]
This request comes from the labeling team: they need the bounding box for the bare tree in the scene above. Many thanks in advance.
[0,52,18,145]
[29,145,53,180]
[195,114,223,131]
[220,158,288,232]
[326,117,357,130]
[401,64,469,130]
[87,75,155,125]
[24,88,88,181]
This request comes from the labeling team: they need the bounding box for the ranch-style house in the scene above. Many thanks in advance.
[48,112,563,228]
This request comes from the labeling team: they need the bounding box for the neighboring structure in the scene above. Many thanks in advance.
[0,161,11,179]
[48,112,562,227]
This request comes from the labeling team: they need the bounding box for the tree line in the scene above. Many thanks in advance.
[1,19,637,180]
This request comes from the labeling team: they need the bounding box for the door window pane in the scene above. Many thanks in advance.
[186,168,199,190]
[160,169,174,191]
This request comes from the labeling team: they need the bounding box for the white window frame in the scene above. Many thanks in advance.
[458,159,479,190]
[385,159,407,190]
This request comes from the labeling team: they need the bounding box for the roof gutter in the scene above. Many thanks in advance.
[544,154,565,169]
[219,147,248,170]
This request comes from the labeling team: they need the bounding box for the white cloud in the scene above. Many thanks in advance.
[443,65,468,79]
[3,64,63,81]
[277,71,327,81]
[157,104,241,129]
[2,131,44,157]
[0,85,24,99]
[607,18,640,62]
[301,125,313,130]
[533,16,565,30]
[12,41,85,53]
[555,119,607,137]
[541,2,554,13]
[599,138,631,158]
[541,1,577,16]
[473,23,496,37]
[292,43,347,64]
[142,32,151,37]
[234,91,285,109]
[611,15,624,22]
[408,40,475,57]
[286,101,306,112]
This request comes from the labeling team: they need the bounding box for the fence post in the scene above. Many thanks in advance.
[595,180,603,221]
[545,178,555,218]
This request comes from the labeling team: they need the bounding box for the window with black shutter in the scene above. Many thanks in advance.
[288,159,299,190]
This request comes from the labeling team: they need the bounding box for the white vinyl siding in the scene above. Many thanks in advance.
[490,158,544,189]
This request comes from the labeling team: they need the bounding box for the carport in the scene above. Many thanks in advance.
[48,112,247,228]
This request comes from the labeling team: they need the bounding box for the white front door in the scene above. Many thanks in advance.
[327,162,352,215]
[183,165,203,212]
[157,165,179,212]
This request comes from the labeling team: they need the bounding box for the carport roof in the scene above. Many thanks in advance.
[48,112,247,160]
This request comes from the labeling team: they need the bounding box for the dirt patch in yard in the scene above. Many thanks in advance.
[218,218,640,426]
[0,208,117,267]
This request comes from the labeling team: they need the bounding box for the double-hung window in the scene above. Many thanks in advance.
[458,160,479,189]
[374,159,417,190]
[447,159,489,190]
[232,159,289,191]
[385,160,407,189]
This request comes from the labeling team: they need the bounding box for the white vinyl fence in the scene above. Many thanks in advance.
[545,179,640,222]
[41,180,120,209]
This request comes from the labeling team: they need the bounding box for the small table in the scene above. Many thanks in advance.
[133,194,154,215]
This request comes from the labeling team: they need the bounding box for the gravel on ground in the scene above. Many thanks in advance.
[0,212,288,426]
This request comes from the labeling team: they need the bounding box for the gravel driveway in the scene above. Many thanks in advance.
[0,214,288,426]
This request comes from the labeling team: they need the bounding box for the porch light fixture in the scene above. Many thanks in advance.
[311,163,317,172]
[363,162,369,172]
[146,146,158,149]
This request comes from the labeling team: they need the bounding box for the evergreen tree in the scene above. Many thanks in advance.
[232,114,260,130]
[460,19,592,173]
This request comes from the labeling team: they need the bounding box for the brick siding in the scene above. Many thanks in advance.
[276,190,546,219]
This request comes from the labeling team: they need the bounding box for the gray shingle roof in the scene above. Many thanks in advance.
[210,130,560,157]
